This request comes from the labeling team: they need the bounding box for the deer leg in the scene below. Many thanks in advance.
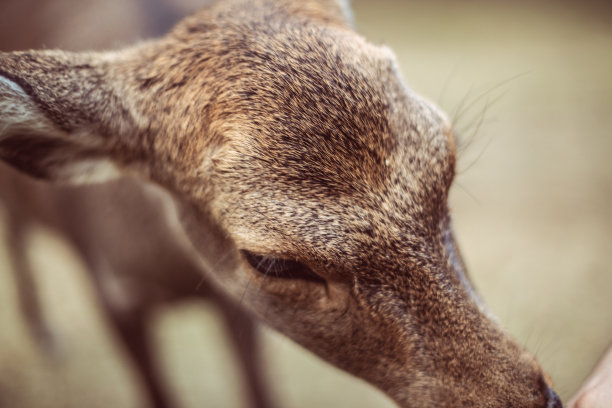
[5,213,55,353]
[85,259,172,408]
[218,298,277,408]
[49,192,174,408]
[111,308,172,408]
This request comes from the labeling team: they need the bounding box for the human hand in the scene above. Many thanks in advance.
[567,344,612,408]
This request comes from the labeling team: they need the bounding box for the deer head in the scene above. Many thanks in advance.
[0,0,562,406]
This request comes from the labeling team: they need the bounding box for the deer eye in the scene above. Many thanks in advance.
[241,250,324,283]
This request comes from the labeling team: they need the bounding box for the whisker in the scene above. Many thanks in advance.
[195,276,207,290]
[196,249,234,290]
[240,255,272,305]
[452,84,475,126]
[437,62,460,106]
[457,132,495,175]
[453,180,481,205]
[255,255,269,270]
[239,276,254,307]
[253,258,275,302]
[211,248,235,270]
[453,71,530,126]
[455,95,491,155]
[456,90,507,155]
[254,273,269,302]
[456,117,499,150]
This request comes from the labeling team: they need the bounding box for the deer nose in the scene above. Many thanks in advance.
[546,387,563,408]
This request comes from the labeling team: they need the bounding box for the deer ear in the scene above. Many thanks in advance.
[0,50,135,183]
[282,0,354,28]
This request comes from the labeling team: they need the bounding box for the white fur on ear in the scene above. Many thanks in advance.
[0,75,26,95]
[0,75,59,140]
[337,0,355,27]
[0,75,119,184]
[56,159,121,184]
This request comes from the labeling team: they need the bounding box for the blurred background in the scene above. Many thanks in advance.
[0,0,610,407]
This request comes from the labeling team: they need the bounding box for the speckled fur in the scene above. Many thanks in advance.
[0,1,560,406]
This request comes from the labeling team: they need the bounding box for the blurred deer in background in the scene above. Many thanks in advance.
[0,1,275,408]
[0,0,564,407]
[0,166,274,408]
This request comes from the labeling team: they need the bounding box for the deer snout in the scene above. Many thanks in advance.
[545,386,563,408]
[530,375,563,408]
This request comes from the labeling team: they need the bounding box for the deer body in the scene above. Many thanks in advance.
[0,0,562,406]
[0,2,279,407]
[0,163,275,408]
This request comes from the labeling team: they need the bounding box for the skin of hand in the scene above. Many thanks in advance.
[567,344,612,408]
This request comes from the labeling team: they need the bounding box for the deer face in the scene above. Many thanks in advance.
[0,0,561,407]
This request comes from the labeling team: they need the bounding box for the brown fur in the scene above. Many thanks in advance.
[0,2,274,407]
[0,0,562,406]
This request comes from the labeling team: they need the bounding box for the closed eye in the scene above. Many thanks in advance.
[241,250,324,283]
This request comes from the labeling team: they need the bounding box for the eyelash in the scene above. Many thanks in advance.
[241,250,324,283]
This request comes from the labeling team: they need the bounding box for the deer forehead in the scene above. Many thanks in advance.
[202,46,454,257]
[146,13,454,188]
[151,12,455,258]
[210,99,454,259]
[199,24,452,173]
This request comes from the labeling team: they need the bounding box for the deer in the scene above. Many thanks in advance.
[0,164,275,408]
[0,0,564,406]
[0,1,275,408]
